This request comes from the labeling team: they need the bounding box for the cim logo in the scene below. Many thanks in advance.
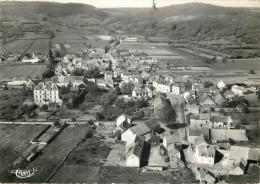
[11,168,38,179]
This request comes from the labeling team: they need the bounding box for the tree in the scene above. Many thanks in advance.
[84,67,101,78]
[119,82,135,94]
[53,119,60,127]
[72,68,85,76]
[41,104,48,111]
[203,81,214,88]
[42,69,55,79]
[96,112,103,120]
[133,111,144,120]
[249,69,255,74]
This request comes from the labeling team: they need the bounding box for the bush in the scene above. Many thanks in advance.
[41,104,48,111]
[249,69,256,74]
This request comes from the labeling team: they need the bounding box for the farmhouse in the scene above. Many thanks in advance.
[22,53,40,63]
[6,77,27,88]
[34,82,62,106]
[121,119,160,143]
[125,143,143,167]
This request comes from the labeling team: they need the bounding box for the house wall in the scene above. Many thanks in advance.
[34,89,62,106]
[126,155,140,167]
[121,129,135,142]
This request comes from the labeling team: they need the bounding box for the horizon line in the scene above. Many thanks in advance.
[2,0,260,8]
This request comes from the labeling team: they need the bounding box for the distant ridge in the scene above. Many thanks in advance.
[0,1,107,17]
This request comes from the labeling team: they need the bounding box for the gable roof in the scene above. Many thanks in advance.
[154,95,168,108]
[229,146,260,163]
[57,76,84,84]
[129,119,160,136]
[126,143,143,158]
[34,82,58,90]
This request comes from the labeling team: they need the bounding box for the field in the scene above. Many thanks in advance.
[12,125,92,183]
[26,39,50,54]
[19,32,50,40]
[0,124,49,182]
[0,64,47,80]
[2,40,34,54]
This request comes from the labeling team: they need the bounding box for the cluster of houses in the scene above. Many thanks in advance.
[1,52,47,63]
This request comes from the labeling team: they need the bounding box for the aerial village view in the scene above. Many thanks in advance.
[0,0,259,183]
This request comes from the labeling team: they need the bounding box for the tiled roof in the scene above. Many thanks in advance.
[210,129,248,142]
[34,82,58,90]
[126,143,143,158]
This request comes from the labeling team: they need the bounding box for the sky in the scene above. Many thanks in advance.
[3,0,260,8]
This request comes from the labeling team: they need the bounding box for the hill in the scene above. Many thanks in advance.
[106,3,260,40]
[0,1,108,18]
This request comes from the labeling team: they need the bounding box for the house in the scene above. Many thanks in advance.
[210,115,233,128]
[126,134,144,147]
[116,114,132,127]
[123,37,138,43]
[153,94,170,120]
[199,94,216,108]
[6,77,28,88]
[155,82,172,93]
[132,87,153,98]
[167,143,181,159]
[22,53,40,63]
[125,143,143,167]
[213,91,227,106]
[193,135,216,165]
[210,129,248,143]
[72,57,82,67]
[188,128,204,144]
[189,113,211,128]
[217,80,226,90]
[163,134,182,149]
[141,71,150,81]
[144,133,160,145]
[34,82,62,106]
[197,168,216,183]
[228,146,260,166]
[54,76,84,87]
[121,119,160,143]
[229,158,247,175]
[26,79,36,89]
[231,85,247,96]
[172,82,192,95]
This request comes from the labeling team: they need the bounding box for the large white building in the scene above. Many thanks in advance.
[34,82,62,106]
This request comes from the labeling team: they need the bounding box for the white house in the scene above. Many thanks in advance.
[125,143,143,167]
[231,85,247,96]
[193,135,216,165]
[116,114,132,127]
[6,77,27,87]
[155,82,172,93]
[132,87,153,98]
[22,53,40,63]
[34,82,62,106]
[121,119,160,143]
[217,80,226,90]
